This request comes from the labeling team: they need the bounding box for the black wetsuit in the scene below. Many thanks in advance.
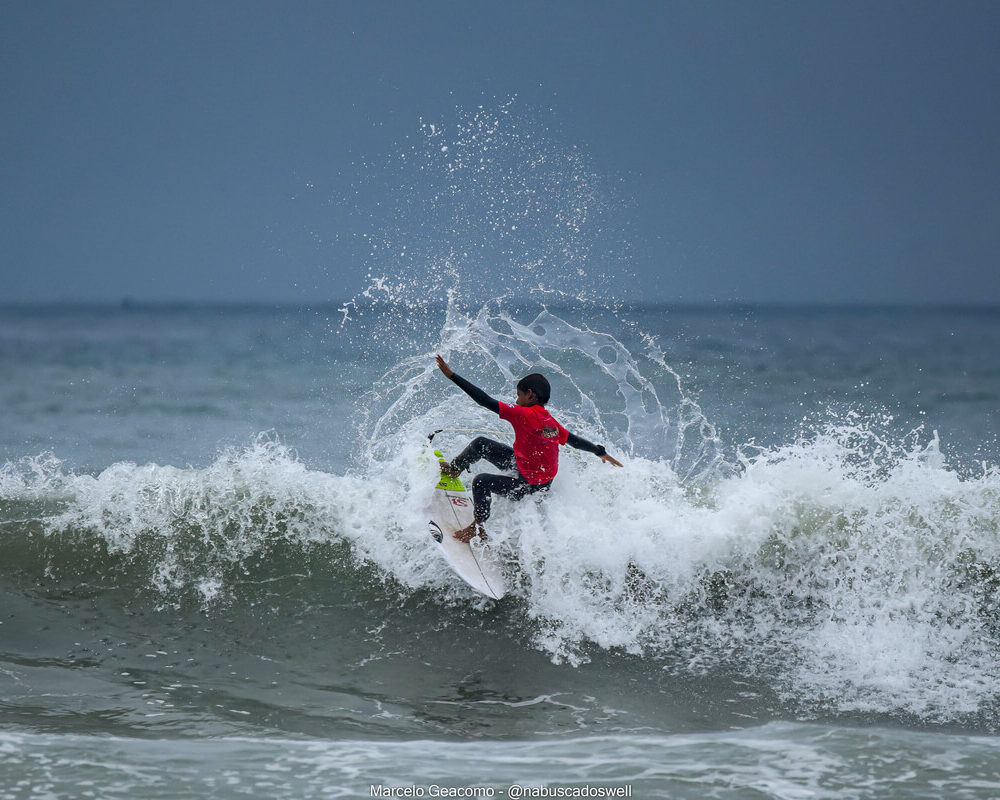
[446,372,607,522]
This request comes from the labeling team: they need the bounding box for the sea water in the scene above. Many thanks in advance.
[2,300,999,799]
[3,104,1000,798]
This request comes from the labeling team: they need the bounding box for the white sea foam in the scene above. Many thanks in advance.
[2,724,999,799]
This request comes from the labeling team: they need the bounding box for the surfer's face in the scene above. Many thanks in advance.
[515,387,537,407]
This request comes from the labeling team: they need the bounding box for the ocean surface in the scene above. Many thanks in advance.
[2,300,1000,799]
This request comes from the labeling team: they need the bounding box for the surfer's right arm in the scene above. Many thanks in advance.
[435,355,501,414]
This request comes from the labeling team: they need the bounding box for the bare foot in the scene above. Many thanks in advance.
[439,460,461,478]
[452,520,485,542]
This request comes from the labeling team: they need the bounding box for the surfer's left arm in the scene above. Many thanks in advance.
[565,431,623,467]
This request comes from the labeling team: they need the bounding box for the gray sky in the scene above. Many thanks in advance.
[2,0,998,304]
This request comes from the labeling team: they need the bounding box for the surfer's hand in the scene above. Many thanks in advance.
[435,354,453,378]
[601,453,623,468]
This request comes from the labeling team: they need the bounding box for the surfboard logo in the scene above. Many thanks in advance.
[450,496,469,507]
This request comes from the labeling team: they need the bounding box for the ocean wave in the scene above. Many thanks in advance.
[3,417,1000,723]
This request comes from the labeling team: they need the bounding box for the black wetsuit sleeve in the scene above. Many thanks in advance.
[566,431,607,458]
[448,372,501,414]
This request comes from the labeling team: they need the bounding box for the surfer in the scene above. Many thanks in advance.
[435,354,623,541]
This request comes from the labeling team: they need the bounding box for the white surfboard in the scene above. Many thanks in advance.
[428,457,506,600]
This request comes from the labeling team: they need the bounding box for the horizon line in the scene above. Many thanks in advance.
[2,298,999,313]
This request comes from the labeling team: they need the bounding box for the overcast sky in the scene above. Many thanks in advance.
[2,0,998,304]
